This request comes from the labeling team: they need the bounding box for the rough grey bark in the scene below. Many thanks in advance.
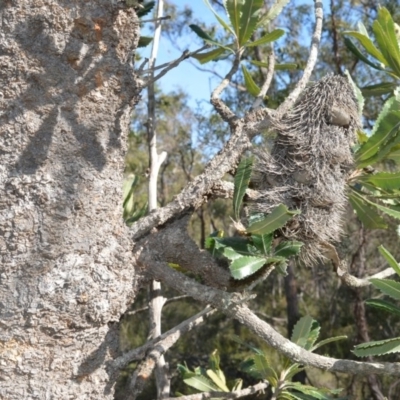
[0,1,141,398]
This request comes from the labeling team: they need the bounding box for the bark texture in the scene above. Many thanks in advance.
[0,1,141,398]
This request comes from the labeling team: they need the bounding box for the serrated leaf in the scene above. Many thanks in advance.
[247,204,300,235]
[191,48,227,64]
[353,337,400,357]
[209,350,221,372]
[361,82,397,97]
[291,316,316,348]
[245,29,285,47]
[257,0,290,27]
[286,382,335,399]
[233,157,253,219]
[136,1,156,17]
[284,363,305,381]
[206,369,229,392]
[366,299,400,317]
[241,65,261,96]
[251,233,273,256]
[231,378,243,392]
[204,0,235,36]
[252,354,278,385]
[274,241,303,258]
[229,256,266,280]
[359,171,400,190]
[348,191,388,229]
[343,31,388,65]
[370,278,400,300]
[343,37,385,71]
[304,321,320,351]
[379,245,400,277]
[311,335,348,352]
[275,260,288,276]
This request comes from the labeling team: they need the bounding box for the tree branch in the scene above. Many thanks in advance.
[140,254,400,377]
[277,0,323,115]
[252,50,275,110]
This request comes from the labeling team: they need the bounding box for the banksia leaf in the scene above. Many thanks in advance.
[233,157,253,219]
[247,204,300,235]
[378,245,400,276]
[353,337,400,357]
[229,256,266,279]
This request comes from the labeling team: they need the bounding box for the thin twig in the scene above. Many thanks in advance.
[337,264,395,288]
[252,50,275,110]
[141,15,171,23]
[126,295,191,316]
[162,381,269,400]
[277,0,323,115]
[111,307,215,371]
[210,51,242,123]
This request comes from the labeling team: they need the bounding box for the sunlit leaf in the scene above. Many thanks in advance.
[203,0,235,36]
[206,369,229,392]
[291,316,316,348]
[274,241,303,258]
[311,336,348,352]
[343,31,388,65]
[241,65,261,96]
[250,60,298,70]
[378,245,400,277]
[238,0,264,46]
[361,82,398,97]
[229,256,266,280]
[247,204,300,235]
[183,373,220,392]
[189,24,234,53]
[358,171,400,190]
[343,37,385,71]
[370,278,400,301]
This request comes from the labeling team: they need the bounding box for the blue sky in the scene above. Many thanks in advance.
[138,1,238,108]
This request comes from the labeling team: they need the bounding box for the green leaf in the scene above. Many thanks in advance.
[366,299,400,317]
[138,36,153,47]
[251,354,279,385]
[247,204,300,235]
[238,0,264,46]
[251,233,273,256]
[203,0,235,36]
[213,237,255,256]
[274,259,288,276]
[352,190,400,220]
[379,245,400,277]
[233,157,253,219]
[229,256,266,280]
[245,29,285,47]
[183,373,220,392]
[343,37,386,71]
[361,82,398,97]
[311,335,348,352]
[291,316,315,348]
[369,278,400,301]
[231,378,243,392]
[189,24,233,53]
[353,337,400,357]
[358,171,400,190]
[241,65,261,96]
[343,31,388,65]
[274,241,303,258]
[191,47,227,64]
[344,70,364,115]
[136,1,155,17]
[206,369,229,392]
[257,0,290,27]
[372,8,400,76]
[355,91,400,165]
[348,191,388,229]
[250,60,298,70]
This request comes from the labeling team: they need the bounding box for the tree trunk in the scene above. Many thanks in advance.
[0,1,141,398]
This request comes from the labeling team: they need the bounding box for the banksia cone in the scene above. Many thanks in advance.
[251,74,361,264]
